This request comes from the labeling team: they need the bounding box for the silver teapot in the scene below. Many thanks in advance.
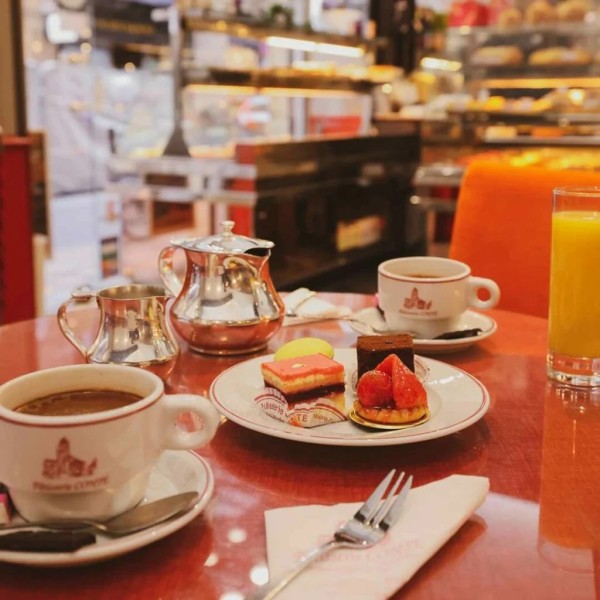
[158,220,284,355]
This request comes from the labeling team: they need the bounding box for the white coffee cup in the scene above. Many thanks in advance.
[0,364,220,521]
[378,257,500,339]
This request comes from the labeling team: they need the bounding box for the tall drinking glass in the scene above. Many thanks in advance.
[547,187,600,386]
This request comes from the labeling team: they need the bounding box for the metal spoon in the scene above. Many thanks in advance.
[0,491,199,537]
[346,316,417,336]
[284,291,317,317]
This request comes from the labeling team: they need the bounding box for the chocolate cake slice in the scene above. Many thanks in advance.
[356,334,415,378]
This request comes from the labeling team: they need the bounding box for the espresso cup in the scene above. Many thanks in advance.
[378,257,500,339]
[0,364,220,521]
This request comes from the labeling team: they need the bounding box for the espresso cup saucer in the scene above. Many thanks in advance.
[349,309,497,355]
[0,450,214,567]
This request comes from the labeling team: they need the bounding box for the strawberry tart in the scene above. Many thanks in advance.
[354,354,429,425]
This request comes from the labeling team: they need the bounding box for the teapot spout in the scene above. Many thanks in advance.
[244,247,270,258]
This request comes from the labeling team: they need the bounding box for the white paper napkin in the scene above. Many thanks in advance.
[352,306,389,332]
[264,474,489,599]
[283,288,353,326]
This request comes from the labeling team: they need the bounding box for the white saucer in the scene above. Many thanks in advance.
[0,451,214,567]
[349,309,497,354]
[210,349,490,447]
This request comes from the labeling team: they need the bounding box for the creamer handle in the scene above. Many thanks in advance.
[158,246,184,296]
[56,291,96,358]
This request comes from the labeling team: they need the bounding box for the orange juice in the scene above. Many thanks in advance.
[548,211,600,357]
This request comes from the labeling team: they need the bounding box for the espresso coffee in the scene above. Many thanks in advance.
[15,389,143,417]
[404,273,443,278]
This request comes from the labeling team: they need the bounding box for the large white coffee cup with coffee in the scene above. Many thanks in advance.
[378,257,500,339]
[0,364,220,521]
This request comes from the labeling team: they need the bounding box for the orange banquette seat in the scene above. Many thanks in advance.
[449,160,600,318]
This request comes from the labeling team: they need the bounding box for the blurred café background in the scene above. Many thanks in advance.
[2,0,600,323]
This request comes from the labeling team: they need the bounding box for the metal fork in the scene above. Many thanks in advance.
[250,470,413,600]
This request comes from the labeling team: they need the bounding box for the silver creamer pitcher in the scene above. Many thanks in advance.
[57,284,179,381]
[158,220,284,355]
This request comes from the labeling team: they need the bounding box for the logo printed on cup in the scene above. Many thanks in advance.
[34,437,108,493]
[42,437,98,480]
[402,288,433,313]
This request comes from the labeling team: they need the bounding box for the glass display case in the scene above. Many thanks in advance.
[438,5,600,147]
[163,2,386,156]
[407,0,600,254]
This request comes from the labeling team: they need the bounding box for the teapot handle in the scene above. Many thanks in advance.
[223,256,258,277]
[57,291,96,358]
[159,246,183,296]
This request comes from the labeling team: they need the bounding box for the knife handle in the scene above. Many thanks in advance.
[0,530,96,552]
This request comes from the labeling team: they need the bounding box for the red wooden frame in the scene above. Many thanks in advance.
[0,136,35,323]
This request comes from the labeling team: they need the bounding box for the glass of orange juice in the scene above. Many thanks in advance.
[548,187,600,386]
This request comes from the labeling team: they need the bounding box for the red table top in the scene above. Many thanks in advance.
[0,293,598,599]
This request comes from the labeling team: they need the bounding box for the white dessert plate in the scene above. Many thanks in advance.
[349,309,498,354]
[210,349,490,447]
[0,450,213,567]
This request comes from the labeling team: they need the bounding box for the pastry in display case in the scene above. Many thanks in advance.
[528,45,592,65]
[470,45,525,66]
[417,0,600,149]
[444,0,598,76]
[411,0,600,255]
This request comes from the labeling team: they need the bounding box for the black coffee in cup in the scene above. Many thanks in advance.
[14,389,143,417]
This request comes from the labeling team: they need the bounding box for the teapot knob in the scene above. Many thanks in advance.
[220,220,235,237]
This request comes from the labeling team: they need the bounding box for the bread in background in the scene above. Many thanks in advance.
[471,46,525,67]
[497,6,524,27]
[557,0,590,21]
[525,0,558,23]
[529,46,592,66]
[472,45,525,66]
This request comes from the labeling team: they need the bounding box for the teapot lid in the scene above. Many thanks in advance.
[174,220,274,254]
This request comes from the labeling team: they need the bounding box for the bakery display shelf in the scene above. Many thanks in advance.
[550,112,600,124]
[444,22,600,93]
[484,135,600,146]
[449,109,600,125]
[182,10,385,51]
[475,75,600,90]
[447,21,600,38]
[165,5,378,158]
[467,64,600,82]
[182,67,375,94]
